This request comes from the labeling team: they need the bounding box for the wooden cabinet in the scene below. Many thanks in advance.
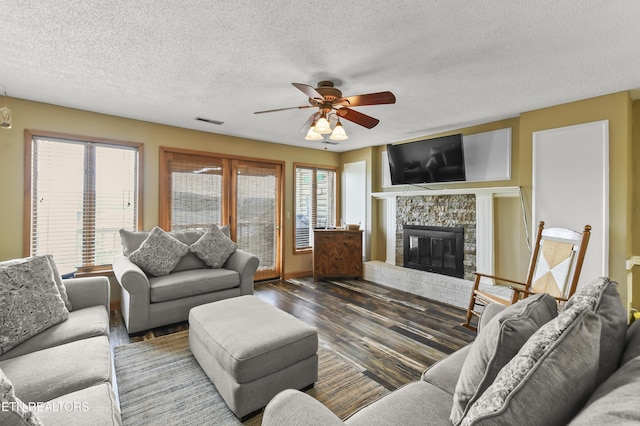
[313,229,363,281]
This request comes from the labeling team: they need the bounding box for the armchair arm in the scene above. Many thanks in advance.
[112,255,150,296]
[224,249,259,295]
[262,389,344,426]
[112,255,152,333]
[474,272,527,288]
[63,276,110,312]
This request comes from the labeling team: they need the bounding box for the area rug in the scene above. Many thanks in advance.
[114,330,390,425]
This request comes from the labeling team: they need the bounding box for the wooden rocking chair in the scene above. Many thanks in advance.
[462,221,591,331]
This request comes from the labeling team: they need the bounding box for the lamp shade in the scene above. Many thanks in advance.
[305,126,323,140]
[329,122,348,140]
[314,116,331,134]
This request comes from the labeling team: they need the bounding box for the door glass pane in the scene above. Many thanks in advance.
[235,164,277,272]
[169,159,223,230]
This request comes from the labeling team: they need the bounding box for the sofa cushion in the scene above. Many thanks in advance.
[128,227,189,276]
[450,293,557,425]
[149,268,240,303]
[460,302,601,426]
[35,383,122,426]
[422,344,472,395]
[0,306,109,361]
[0,336,111,403]
[621,320,640,365]
[563,276,627,385]
[569,355,640,425]
[189,224,237,268]
[0,256,69,355]
[346,381,453,426]
[0,368,42,426]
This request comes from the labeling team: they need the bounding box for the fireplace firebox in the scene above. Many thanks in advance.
[403,225,464,278]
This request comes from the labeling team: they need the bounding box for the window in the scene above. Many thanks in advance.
[294,164,337,252]
[25,132,142,274]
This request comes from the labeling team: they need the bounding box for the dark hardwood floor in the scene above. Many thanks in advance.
[110,276,475,393]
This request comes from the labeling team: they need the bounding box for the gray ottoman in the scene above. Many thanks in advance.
[188,295,318,420]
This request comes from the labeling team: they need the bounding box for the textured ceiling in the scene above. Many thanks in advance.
[2,1,640,152]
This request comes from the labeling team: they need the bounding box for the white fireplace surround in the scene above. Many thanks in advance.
[368,186,520,308]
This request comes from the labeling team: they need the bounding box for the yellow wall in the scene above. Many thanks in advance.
[0,98,339,277]
[520,92,633,308]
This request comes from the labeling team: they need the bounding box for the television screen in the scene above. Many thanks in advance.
[387,134,465,185]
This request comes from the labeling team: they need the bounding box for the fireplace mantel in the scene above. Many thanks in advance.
[371,185,520,199]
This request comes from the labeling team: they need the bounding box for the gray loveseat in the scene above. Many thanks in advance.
[1,274,121,425]
[113,227,259,334]
[263,277,640,425]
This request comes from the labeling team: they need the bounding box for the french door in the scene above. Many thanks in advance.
[160,148,283,280]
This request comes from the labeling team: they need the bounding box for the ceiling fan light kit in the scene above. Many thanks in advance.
[255,80,395,144]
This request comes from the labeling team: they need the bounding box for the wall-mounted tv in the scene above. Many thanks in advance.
[387,134,466,185]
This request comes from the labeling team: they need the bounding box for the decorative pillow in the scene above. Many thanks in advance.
[0,368,43,425]
[0,256,69,355]
[563,277,627,385]
[42,254,72,311]
[189,224,237,268]
[450,293,558,425]
[128,227,189,276]
[460,302,601,426]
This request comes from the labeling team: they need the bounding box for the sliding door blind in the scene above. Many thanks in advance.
[30,137,139,273]
[168,156,224,230]
[235,163,278,271]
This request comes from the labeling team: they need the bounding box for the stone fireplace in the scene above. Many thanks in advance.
[367,187,520,308]
[396,194,476,281]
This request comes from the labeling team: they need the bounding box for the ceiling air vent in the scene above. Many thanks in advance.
[196,117,224,125]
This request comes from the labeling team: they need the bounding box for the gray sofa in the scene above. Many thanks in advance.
[263,277,640,425]
[113,228,259,334]
[0,276,121,426]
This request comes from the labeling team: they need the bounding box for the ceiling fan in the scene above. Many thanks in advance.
[254,81,396,141]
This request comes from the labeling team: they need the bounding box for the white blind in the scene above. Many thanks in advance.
[169,157,224,230]
[30,137,138,273]
[294,165,336,250]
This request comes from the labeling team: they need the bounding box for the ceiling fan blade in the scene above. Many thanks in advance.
[335,91,396,107]
[299,113,317,133]
[337,108,380,129]
[292,83,325,101]
[254,105,314,114]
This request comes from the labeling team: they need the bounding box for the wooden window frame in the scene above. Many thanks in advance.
[23,130,144,273]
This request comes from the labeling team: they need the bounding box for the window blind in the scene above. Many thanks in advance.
[30,136,139,273]
[168,157,224,230]
[294,165,336,250]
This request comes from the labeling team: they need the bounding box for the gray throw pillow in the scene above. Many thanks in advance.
[0,368,42,425]
[563,277,627,386]
[189,224,237,268]
[43,254,72,311]
[128,227,189,276]
[0,256,71,311]
[0,256,69,355]
[450,293,558,425]
[460,301,601,426]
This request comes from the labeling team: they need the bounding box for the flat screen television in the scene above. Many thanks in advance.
[387,133,465,185]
